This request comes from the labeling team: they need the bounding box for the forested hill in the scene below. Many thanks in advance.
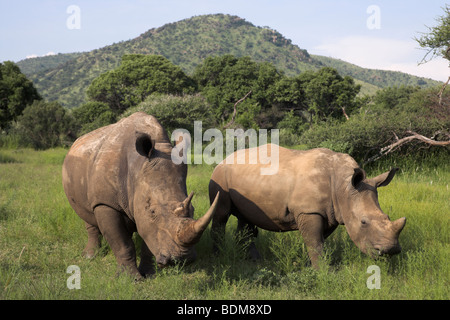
[16,14,441,109]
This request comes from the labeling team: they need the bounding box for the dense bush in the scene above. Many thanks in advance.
[299,67,361,122]
[0,61,41,129]
[13,100,75,149]
[193,55,283,128]
[72,101,116,136]
[277,110,306,146]
[301,86,450,164]
[193,56,362,129]
[2,53,446,158]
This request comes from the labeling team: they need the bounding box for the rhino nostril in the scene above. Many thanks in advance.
[372,247,382,256]
[156,254,171,268]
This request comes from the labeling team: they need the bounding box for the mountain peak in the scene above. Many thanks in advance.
[17,13,440,108]
[139,14,252,38]
[135,13,302,57]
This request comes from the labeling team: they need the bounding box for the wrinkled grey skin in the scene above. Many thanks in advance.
[63,112,219,279]
[209,145,406,268]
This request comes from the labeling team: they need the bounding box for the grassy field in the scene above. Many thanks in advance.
[0,147,448,300]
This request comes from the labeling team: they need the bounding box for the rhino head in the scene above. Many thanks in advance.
[339,168,406,258]
[132,132,219,268]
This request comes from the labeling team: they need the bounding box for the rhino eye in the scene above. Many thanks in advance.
[361,218,369,226]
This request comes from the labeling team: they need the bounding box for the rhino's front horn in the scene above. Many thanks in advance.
[177,192,220,245]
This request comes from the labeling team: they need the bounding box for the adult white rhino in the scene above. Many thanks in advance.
[209,145,406,268]
[63,112,219,279]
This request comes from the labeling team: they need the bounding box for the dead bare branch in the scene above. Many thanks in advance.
[438,76,450,105]
[364,130,450,165]
[223,90,252,129]
[341,107,349,120]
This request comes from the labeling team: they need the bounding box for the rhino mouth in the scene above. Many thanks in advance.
[372,244,402,257]
[156,250,197,269]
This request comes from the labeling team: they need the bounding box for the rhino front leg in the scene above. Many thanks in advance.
[138,241,155,278]
[94,205,142,280]
[296,213,325,269]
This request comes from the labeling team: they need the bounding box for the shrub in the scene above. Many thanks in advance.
[301,87,450,164]
[72,101,116,136]
[14,100,75,149]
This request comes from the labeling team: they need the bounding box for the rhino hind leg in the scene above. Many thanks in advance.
[210,191,231,255]
[209,187,262,261]
[94,205,142,280]
[210,207,231,255]
[237,218,262,261]
[82,222,101,259]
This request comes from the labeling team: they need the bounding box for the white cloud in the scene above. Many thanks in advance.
[25,51,57,59]
[387,59,448,82]
[312,36,448,82]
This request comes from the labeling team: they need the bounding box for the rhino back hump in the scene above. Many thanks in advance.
[211,147,349,230]
[63,112,169,217]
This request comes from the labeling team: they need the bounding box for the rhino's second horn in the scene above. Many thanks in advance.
[177,192,220,245]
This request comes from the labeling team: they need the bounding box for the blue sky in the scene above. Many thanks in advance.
[0,0,448,81]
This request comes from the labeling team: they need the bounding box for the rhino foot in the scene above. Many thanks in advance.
[248,243,262,261]
[115,264,145,281]
[82,247,99,259]
[138,265,155,279]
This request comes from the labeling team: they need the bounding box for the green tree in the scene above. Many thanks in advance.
[372,86,420,110]
[269,76,305,110]
[0,61,41,129]
[193,55,282,128]
[300,67,361,122]
[87,54,196,113]
[277,109,306,146]
[415,5,450,65]
[277,109,305,132]
[123,94,215,135]
[15,100,74,149]
[72,101,116,136]
[415,5,450,103]
[270,67,361,124]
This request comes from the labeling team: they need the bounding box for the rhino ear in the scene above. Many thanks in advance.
[372,167,399,188]
[135,132,154,158]
[351,168,366,188]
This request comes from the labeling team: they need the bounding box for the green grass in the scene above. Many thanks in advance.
[0,148,448,299]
